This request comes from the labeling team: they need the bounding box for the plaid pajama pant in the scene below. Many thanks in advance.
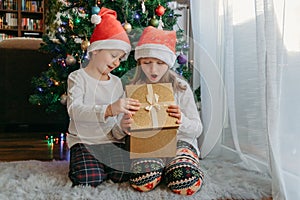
[68,143,131,187]
[130,140,204,195]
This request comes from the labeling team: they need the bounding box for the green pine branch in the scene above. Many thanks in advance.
[29,0,192,118]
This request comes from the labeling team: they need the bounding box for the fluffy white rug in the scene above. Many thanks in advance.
[0,158,271,200]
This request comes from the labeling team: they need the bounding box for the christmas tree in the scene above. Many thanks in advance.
[29,0,191,119]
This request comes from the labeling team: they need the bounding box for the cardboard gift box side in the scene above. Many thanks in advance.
[125,83,179,158]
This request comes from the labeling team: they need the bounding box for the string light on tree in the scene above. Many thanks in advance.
[134,12,141,20]
[74,17,81,25]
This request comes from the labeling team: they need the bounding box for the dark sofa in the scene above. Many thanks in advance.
[0,38,67,132]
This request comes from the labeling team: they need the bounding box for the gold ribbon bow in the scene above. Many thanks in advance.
[145,93,160,111]
[144,84,160,128]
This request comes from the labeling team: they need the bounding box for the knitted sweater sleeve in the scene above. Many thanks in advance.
[67,71,115,123]
[176,81,203,141]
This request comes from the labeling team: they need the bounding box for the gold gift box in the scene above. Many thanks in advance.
[125,83,179,158]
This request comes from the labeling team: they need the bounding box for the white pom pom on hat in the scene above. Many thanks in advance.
[87,7,131,60]
[91,14,101,25]
[134,26,177,67]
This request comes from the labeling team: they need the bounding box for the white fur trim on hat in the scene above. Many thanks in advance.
[87,39,131,60]
[134,43,176,67]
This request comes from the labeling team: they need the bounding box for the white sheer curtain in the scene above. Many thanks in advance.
[190,0,300,199]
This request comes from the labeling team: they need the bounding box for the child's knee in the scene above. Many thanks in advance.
[130,171,163,192]
[129,158,164,192]
[165,163,204,195]
[69,167,107,187]
[166,174,203,195]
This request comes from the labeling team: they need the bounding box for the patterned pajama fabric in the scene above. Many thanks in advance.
[69,143,131,187]
[129,140,204,195]
[130,158,165,192]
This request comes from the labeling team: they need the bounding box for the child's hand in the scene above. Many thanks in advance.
[120,113,133,135]
[108,98,140,117]
[167,104,182,124]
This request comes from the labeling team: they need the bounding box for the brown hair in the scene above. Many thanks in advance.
[130,60,187,92]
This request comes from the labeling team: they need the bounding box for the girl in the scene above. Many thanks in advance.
[121,26,204,195]
[67,7,140,187]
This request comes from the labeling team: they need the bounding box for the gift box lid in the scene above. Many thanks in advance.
[125,83,180,131]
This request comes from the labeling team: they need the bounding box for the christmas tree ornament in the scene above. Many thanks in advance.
[74,37,82,44]
[150,16,159,27]
[78,7,85,14]
[81,40,90,51]
[167,1,177,10]
[141,0,146,13]
[158,17,164,30]
[65,54,77,65]
[155,5,166,16]
[177,53,187,64]
[123,22,132,33]
[68,19,74,30]
[91,5,100,15]
[59,93,68,105]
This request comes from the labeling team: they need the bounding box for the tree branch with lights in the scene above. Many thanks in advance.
[29,0,192,119]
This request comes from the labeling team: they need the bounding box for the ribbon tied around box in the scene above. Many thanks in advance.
[143,84,175,128]
[144,84,160,128]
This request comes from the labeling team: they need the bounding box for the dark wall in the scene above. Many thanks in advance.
[0,39,68,132]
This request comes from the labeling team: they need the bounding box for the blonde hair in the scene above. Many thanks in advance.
[130,60,187,92]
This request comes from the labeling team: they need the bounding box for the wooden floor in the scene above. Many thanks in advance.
[0,131,69,161]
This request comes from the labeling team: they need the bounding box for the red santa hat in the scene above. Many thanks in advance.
[87,7,131,60]
[135,26,177,67]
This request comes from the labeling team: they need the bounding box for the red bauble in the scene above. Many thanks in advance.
[155,5,165,16]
